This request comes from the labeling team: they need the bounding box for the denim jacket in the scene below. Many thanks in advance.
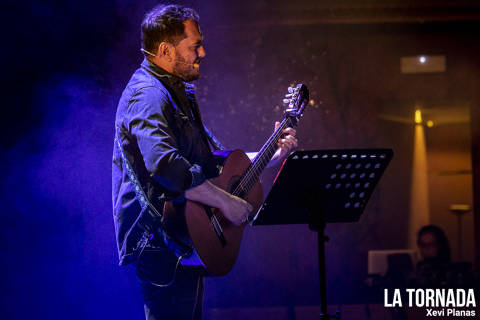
[112,59,220,266]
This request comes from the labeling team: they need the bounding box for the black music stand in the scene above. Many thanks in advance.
[252,149,393,319]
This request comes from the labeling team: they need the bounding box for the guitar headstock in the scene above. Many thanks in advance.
[282,83,309,119]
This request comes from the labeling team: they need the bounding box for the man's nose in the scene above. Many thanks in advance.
[198,45,206,58]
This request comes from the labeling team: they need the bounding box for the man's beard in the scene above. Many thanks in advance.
[172,55,200,82]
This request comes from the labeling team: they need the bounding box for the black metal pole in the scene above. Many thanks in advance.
[317,222,340,319]
[318,224,328,319]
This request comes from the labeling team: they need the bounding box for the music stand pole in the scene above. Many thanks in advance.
[317,220,331,318]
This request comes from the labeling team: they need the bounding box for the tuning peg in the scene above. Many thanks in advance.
[285,93,293,98]
[283,98,291,104]
[288,87,294,93]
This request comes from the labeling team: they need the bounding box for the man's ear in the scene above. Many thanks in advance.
[158,42,174,61]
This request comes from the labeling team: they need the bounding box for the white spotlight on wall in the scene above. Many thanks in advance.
[401,55,446,74]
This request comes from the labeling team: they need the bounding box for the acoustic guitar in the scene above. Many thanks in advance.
[163,84,309,276]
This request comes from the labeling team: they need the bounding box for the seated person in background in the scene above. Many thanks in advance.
[417,224,451,264]
[414,225,475,288]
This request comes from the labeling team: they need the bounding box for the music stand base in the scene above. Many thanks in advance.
[320,311,341,320]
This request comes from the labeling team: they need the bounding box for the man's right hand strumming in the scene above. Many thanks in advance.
[220,194,253,226]
[185,180,253,226]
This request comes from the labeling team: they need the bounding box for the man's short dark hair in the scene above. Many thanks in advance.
[141,4,199,56]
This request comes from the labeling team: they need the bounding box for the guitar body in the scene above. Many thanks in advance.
[163,149,263,276]
[162,83,309,277]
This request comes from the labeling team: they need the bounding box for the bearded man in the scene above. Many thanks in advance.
[112,4,297,319]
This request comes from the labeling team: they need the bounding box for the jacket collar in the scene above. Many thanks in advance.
[141,58,187,91]
[141,58,198,120]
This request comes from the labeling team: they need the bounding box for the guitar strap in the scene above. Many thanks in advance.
[203,125,226,151]
[115,127,194,261]
[183,81,225,152]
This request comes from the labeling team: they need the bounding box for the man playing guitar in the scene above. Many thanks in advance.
[112,4,298,320]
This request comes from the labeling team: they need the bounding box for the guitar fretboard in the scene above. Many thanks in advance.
[232,117,295,198]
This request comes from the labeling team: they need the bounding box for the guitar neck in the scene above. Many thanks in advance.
[232,117,296,197]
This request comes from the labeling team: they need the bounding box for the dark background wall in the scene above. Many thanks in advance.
[2,0,479,319]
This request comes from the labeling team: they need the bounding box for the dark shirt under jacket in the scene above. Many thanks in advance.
[112,58,219,266]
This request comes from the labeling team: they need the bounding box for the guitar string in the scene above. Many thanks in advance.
[232,86,306,197]
[233,117,294,196]
[247,91,307,188]
[236,117,293,195]
[232,119,288,196]
[244,89,300,189]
